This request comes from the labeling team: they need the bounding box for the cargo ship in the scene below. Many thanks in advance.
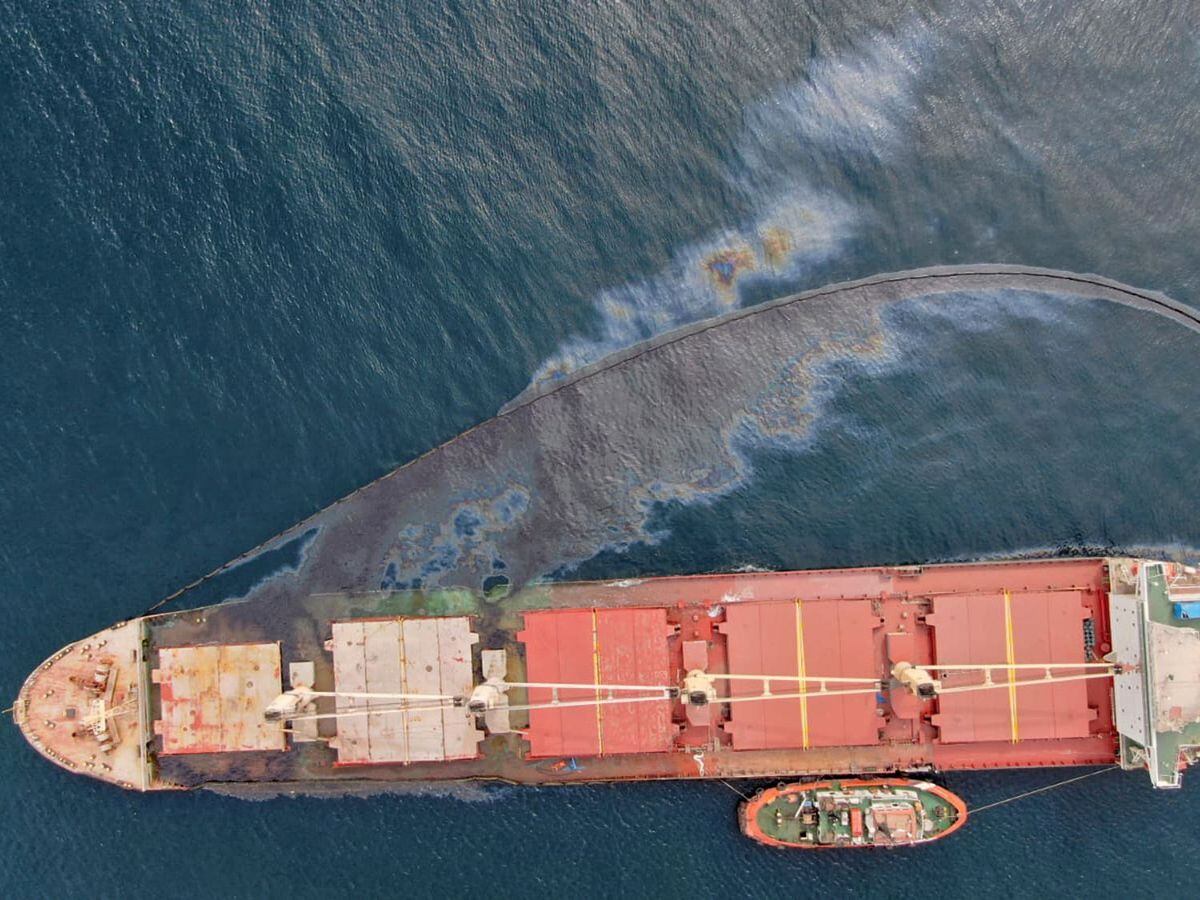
[14,556,1200,802]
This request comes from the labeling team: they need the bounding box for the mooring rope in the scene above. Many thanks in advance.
[968,765,1120,814]
[720,779,751,800]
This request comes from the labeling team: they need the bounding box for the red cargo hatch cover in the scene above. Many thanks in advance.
[519,608,674,757]
[929,591,1095,742]
[720,600,881,750]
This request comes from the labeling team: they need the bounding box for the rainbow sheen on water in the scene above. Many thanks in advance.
[3,2,1200,897]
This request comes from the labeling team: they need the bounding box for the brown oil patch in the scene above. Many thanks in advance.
[704,246,757,288]
[760,227,794,268]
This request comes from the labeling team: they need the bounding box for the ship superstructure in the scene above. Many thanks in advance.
[14,558,1200,793]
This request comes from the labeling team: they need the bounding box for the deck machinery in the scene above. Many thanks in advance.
[14,557,1200,792]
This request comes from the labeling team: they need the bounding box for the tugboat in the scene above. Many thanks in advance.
[739,779,968,848]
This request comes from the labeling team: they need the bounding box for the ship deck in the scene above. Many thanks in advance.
[119,557,1118,789]
[1111,562,1200,786]
[15,557,1137,791]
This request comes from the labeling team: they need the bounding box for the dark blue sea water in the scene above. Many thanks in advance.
[4,2,1200,897]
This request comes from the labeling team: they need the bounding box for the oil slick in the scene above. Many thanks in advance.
[167,31,1200,610]
[759,227,794,270]
[523,30,928,394]
[705,246,757,291]
[199,265,1198,610]
[380,486,529,590]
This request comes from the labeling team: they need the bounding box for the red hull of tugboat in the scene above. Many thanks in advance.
[739,779,970,849]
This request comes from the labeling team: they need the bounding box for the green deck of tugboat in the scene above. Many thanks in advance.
[753,782,959,847]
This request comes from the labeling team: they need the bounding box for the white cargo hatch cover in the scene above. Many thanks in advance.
[330,617,480,764]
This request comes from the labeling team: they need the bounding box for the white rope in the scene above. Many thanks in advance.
[274,667,1119,723]
[285,692,676,723]
[937,671,1115,694]
[720,780,751,800]
[933,662,1114,671]
[969,766,1120,814]
[711,673,880,685]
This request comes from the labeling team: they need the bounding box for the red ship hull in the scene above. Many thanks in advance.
[519,557,1118,775]
[18,556,1145,792]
